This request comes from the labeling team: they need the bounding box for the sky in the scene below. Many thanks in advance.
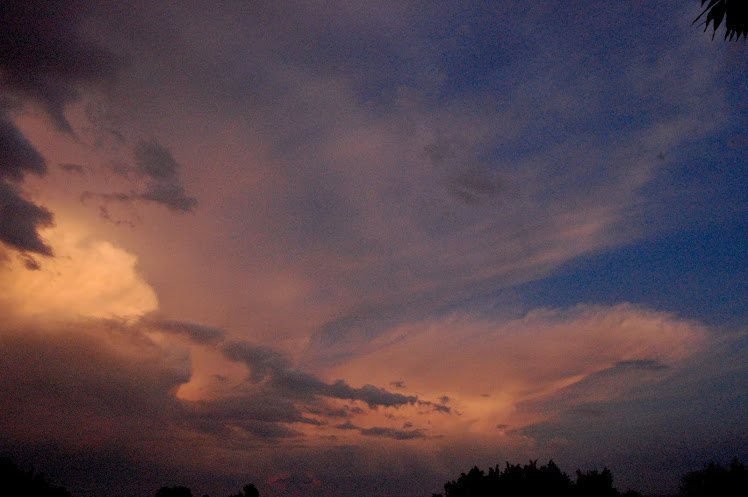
[1,1,746,496]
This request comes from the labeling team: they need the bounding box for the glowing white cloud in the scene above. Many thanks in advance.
[0,220,158,320]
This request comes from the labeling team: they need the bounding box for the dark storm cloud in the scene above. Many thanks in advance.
[133,139,197,212]
[153,320,226,345]
[0,319,305,450]
[0,0,122,133]
[272,369,421,408]
[134,140,182,182]
[0,181,54,255]
[81,140,198,213]
[0,310,445,453]
[222,341,292,382]
[21,254,41,270]
[359,426,427,440]
[188,394,321,430]
[0,0,122,256]
[59,163,85,174]
[139,182,197,212]
[335,421,427,440]
[419,400,451,414]
[0,116,47,181]
[222,340,447,410]
[335,421,358,430]
[323,380,419,408]
[0,112,53,254]
[0,324,187,445]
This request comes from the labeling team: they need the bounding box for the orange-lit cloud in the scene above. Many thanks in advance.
[0,220,157,321]
[327,304,708,438]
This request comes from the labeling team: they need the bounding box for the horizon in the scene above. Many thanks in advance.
[1,2,746,497]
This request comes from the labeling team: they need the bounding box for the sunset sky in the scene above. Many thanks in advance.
[1,1,746,496]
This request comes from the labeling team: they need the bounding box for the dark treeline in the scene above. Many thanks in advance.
[433,458,748,497]
[0,457,256,497]
[154,482,258,497]
[432,460,640,497]
[1,456,71,497]
[2,455,747,497]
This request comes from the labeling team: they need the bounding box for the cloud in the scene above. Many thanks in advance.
[222,341,293,383]
[328,303,708,437]
[334,421,427,440]
[359,426,427,440]
[0,181,54,255]
[0,0,122,133]
[0,112,53,255]
[59,163,85,174]
[0,0,121,256]
[82,139,197,213]
[0,221,158,319]
[222,340,440,410]
[153,320,226,345]
[0,115,47,181]
[0,322,189,448]
[0,2,741,496]
[139,182,197,212]
[134,139,183,182]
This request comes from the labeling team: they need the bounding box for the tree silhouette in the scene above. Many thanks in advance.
[0,457,72,497]
[229,483,259,497]
[679,459,748,497]
[434,460,640,497]
[693,1,748,40]
[575,468,618,497]
[155,485,193,497]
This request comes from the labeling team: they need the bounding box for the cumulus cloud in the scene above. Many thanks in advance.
[0,221,157,319]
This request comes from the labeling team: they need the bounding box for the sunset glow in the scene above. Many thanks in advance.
[1,2,746,497]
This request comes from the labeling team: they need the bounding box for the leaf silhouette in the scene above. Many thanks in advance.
[693,0,748,40]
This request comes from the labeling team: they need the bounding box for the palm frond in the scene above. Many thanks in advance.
[693,0,748,41]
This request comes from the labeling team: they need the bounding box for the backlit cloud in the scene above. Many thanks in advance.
[0,220,157,320]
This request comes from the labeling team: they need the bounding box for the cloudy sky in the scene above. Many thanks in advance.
[1,1,746,496]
